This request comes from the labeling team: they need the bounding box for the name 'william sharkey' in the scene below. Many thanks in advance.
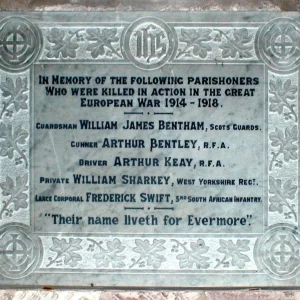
[72,174,170,185]
[39,175,171,185]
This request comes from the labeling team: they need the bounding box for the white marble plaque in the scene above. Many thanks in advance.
[0,12,299,288]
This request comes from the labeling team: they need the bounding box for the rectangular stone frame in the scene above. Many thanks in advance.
[0,12,299,288]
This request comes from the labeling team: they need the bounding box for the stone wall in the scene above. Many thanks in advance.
[0,0,299,11]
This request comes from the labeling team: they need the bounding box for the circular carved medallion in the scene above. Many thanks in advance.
[122,17,176,70]
[255,224,300,280]
[0,17,42,72]
[0,223,42,279]
[258,18,300,71]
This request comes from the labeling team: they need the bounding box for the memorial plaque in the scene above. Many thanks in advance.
[0,12,299,288]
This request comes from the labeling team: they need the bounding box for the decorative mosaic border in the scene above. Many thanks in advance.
[38,26,259,62]
[39,236,258,271]
[0,14,299,285]
[267,70,299,227]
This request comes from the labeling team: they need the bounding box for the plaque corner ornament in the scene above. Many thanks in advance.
[258,17,300,71]
[0,223,42,279]
[0,16,42,72]
[121,17,177,70]
[254,224,300,280]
